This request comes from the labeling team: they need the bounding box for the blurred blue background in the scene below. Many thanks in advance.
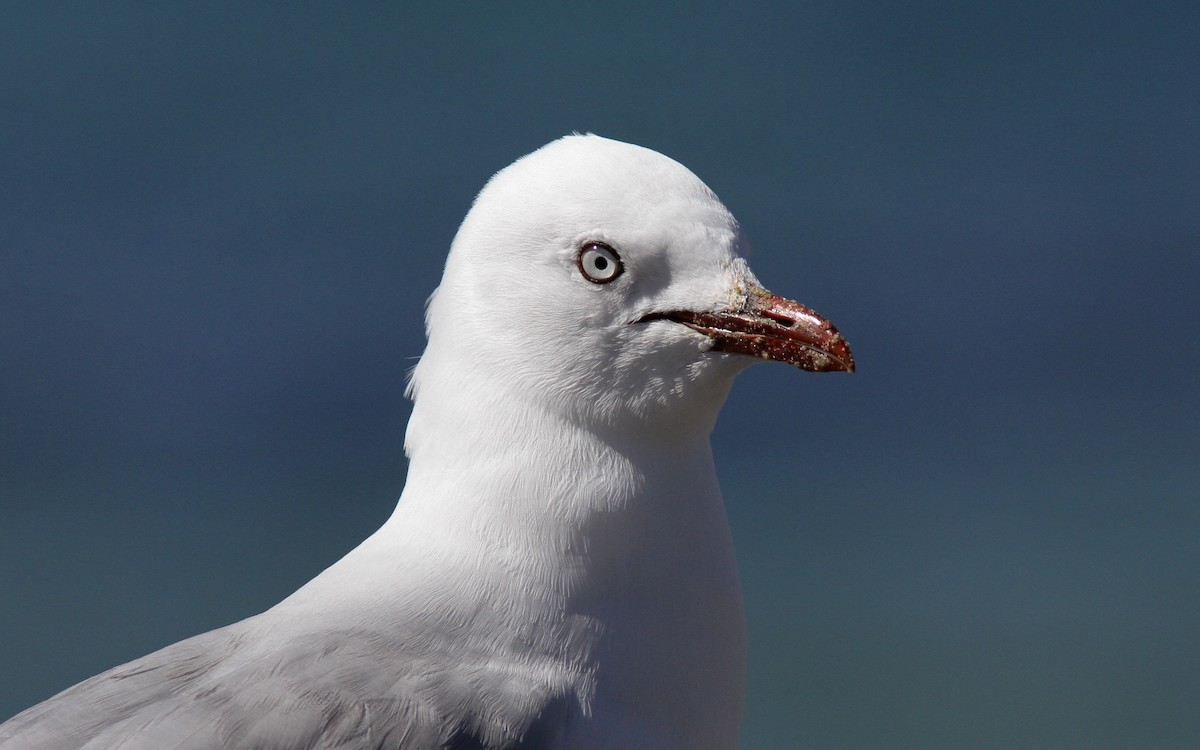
[2,3,1197,747]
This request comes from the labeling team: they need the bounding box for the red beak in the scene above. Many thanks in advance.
[636,289,854,373]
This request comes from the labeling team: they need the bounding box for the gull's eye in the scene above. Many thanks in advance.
[577,242,623,284]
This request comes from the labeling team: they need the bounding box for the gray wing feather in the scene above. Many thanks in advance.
[0,620,574,750]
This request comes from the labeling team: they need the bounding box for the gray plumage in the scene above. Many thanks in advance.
[0,616,572,749]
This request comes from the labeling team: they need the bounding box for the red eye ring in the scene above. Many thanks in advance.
[577,242,623,284]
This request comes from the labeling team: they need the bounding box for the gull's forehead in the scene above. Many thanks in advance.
[441,134,746,310]
[479,134,738,245]
[509,134,708,192]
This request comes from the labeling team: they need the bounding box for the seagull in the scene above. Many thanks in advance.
[0,134,853,749]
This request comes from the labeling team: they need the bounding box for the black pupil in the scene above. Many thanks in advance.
[593,255,609,271]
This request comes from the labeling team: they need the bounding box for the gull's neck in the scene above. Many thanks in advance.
[390,373,723,550]
[284,367,747,748]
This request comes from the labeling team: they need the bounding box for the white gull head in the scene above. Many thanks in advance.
[407,134,852,446]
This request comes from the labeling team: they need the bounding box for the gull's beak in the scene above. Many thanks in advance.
[636,286,855,373]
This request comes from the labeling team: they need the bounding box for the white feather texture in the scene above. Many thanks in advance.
[0,134,790,749]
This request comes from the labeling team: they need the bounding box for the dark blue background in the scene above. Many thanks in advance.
[2,4,1197,747]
